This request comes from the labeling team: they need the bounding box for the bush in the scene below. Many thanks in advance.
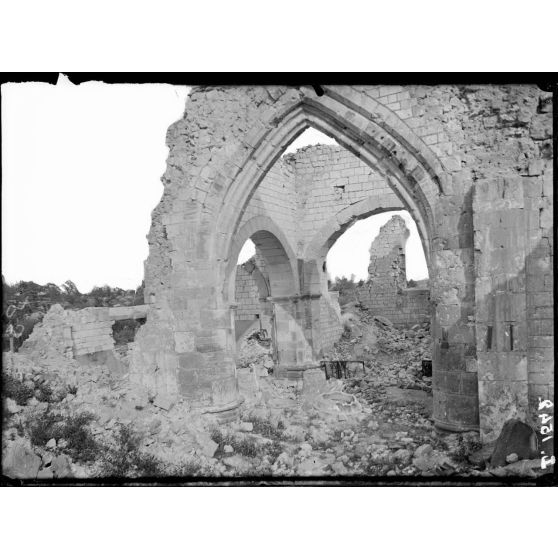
[28,410,99,462]
[2,375,35,405]
[234,438,259,458]
[57,412,99,462]
[28,410,60,447]
[34,383,53,403]
[100,424,164,477]
[265,439,284,462]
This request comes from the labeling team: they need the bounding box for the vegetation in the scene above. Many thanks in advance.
[2,375,35,406]
[34,382,54,403]
[172,460,205,477]
[112,318,146,346]
[28,410,100,462]
[99,424,164,477]
[248,414,285,438]
[330,274,361,307]
[451,434,483,462]
[265,439,284,462]
[211,428,263,458]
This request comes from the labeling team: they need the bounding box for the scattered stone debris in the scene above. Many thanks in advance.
[1,305,551,481]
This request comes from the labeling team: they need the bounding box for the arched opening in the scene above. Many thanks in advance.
[214,90,442,269]
[326,211,430,326]
[327,210,429,288]
[221,114,438,371]
[227,226,306,370]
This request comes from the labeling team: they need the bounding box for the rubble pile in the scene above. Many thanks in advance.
[1,306,549,480]
[236,335,274,370]
[325,309,432,392]
[2,351,229,478]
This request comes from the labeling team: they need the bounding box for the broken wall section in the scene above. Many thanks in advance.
[356,216,431,327]
[20,304,149,359]
[234,263,262,321]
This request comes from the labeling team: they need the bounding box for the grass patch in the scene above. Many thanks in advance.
[99,424,164,477]
[234,438,259,458]
[57,412,99,461]
[28,410,61,446]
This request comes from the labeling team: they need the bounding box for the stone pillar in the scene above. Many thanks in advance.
[272,295,318,379]
[132,258,244,421]
[473,176,531,442]
[431,188,479,432]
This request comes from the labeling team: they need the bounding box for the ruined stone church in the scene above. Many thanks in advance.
[120,85,553,445]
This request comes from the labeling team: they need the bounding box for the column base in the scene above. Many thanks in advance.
[201,396,245,423]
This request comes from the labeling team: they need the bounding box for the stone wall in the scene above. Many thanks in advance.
[288,144,400,249]
[473,171,553,442]
[316,292,343,355]
[21,304,148,358]
[239,157,298,252]
[354,215,431,327]
[357,286,431,328]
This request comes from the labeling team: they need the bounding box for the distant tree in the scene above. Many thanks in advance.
[61,280,85,306]
[62,280,81,296]
[330,275,359,307]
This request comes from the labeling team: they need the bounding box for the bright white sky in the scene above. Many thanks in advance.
[2,77,427,292]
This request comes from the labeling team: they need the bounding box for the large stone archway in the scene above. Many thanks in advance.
[132,85,553,443]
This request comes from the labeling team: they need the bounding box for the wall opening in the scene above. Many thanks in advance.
[325,211,430,328]
[327,210,429,287]
[231,231,300,370]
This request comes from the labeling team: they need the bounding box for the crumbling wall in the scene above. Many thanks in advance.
[355,216,431,327]
[20,304,148,359]
[19,304,74,359]
[316,293,343,355]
